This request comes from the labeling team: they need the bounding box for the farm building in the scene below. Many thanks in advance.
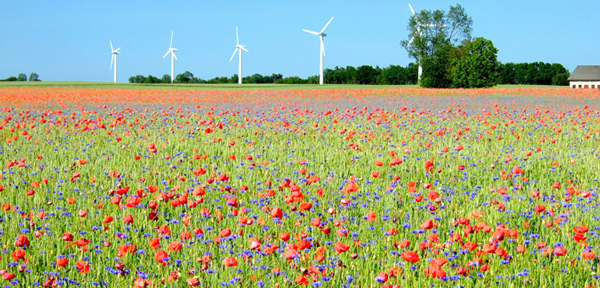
[568,65,600,89]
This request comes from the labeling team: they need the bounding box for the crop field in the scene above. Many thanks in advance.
[1,87,600,287]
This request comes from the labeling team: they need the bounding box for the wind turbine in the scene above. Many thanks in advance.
[163,31,178,83]
[303,17,333,85]
[109,41,120,83]
[229,27,248,84]
[406,4,442,82]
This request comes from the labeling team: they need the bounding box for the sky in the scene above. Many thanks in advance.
[1,0,599,82]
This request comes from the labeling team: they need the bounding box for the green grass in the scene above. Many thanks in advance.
[0,81,567,90]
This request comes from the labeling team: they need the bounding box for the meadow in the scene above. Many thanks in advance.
[0,85,600,287]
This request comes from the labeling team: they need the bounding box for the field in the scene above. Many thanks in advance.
[1,86,600,287]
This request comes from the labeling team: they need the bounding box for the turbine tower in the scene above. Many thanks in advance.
[109,41,120,83]
[229,27,249,84]
[163,31,178,83]
[303,17,333,85]
[407,4,442,82]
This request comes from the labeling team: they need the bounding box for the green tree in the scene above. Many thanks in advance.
[420,40,453,88]
[162,74,171,83]
[17,73,27,81]
[29,73,40,81]
[401,3,472,86]
[356,65,377,84]
[552,73,570,86]
[175,71,193,83]
[450,37,499,88]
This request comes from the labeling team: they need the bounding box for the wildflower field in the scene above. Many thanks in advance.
[2,87,600,287]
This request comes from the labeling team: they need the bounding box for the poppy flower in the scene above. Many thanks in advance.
[222,257,238,267]
[401,251,420,263]
[56,258,68,267]
[376,271,389,283]
[14,235,29,247]
[76,261,90,273]
[186,278,200,286]
[334,242,350,254]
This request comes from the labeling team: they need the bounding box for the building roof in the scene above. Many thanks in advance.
[568,65,600,81]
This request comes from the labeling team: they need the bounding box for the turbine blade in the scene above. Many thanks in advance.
[229,48,238,62]
[303,29,319,35]
[407,36,414,48]
[172,52,177,61]
[170,30,173,48]
[236,26,239,45]
[110,40,114,51]
[163,50,170,58]
[241,47,248,52]
[409,4,416,15]
[110,54,114,70]
[115,48,121,52]
[320,17,334,33]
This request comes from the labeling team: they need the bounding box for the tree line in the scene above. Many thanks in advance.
[127,60,569,86]
[0,73,40,82]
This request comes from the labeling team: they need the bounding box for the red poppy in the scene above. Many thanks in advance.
[76,261,90,273]
[186,278,200,286]
[334,242,350,254]
[401,251,420,263]
[222,257,238,267]
[14,235,29,247]
[56,258,68,267]
[169,241,183,252]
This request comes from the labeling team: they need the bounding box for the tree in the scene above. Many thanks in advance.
[17,73,27,81]
[162,74,171,83]
[357,65,377,84]
[450,37,499,88]
[29,73,40,81]
[552,73,570,86]
[420,41,453,88]
[174,71,193,83]
[401,3,472,87]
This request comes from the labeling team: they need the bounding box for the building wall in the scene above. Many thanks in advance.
[570,81,600,89]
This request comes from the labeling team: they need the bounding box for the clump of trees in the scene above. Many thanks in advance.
[497,62,569,85]
[400,4,570,88]
[127,64,420,85]
[0,73,41,82]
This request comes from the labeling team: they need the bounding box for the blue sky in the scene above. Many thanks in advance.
[1,0,598,82]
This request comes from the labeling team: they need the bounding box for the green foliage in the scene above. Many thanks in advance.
[450,37,499,88]
[17,73,27,81]
[29,73,40,81]
[552,73,570,86]
[174,71,194,83]
[420,42,453,88]
[161,74,171,84]
[401,4,473,88]
[498,62,569,85]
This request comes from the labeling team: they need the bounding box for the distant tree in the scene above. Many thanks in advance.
[450,37,499,88]
[357,65,377,84]
[420,40,453,88]
[175,71,193,83]
[17,73,27,81]
[2,76,18,81]
[162,74,171,83]
[401,3,473,86]
[552,73,570,86]
[29,73,40,81]
[230,74,238,83]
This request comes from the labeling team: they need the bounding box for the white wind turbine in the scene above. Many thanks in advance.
[303,17,334,85]
[407,4,442,82]
[163,31,178,83]
[229,27,249,85]
[109,41,120,83]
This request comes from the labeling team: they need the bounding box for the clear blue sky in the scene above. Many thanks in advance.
[1,0,598,82]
